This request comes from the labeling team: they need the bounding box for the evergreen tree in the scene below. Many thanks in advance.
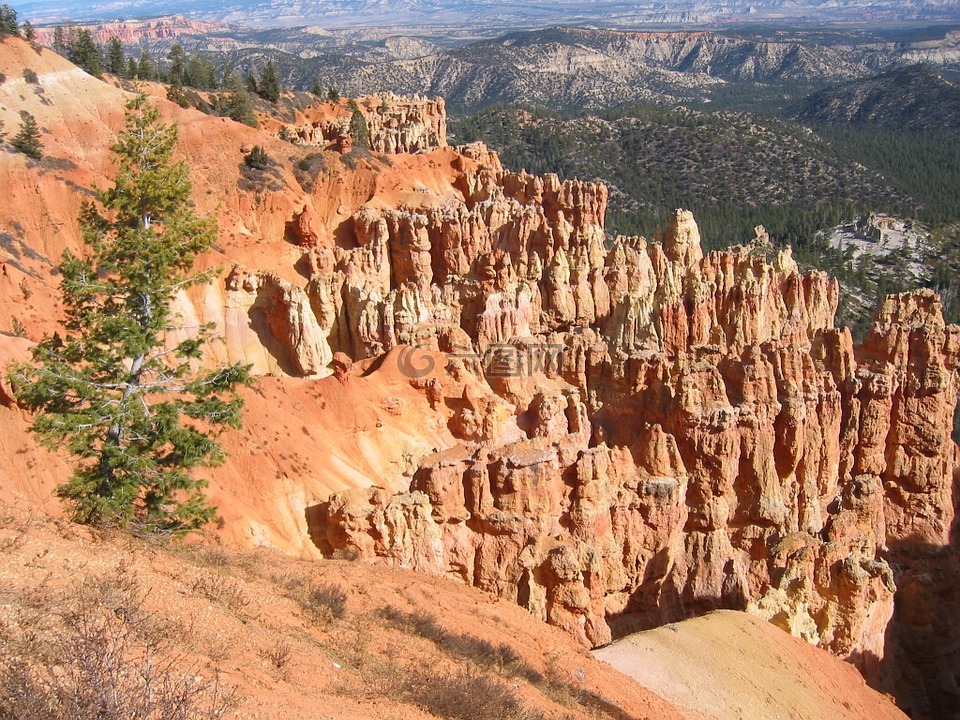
[349,107,370,151]
[8,94,250,534]
[311,78,323,97]
[167,43,186,85]
[21,20,34,41]
[106,37,125,76]
[52,25,65,54]
[223,73,257,128]
[0,4,19,36]
[257,59,281,103]
[186,54,217,90]
[137,49,156,81]
[167,81,190,108]
[70,29,103,76]
[327,86,340,103]
[126,56,138,80]
[11,111,42,160]
[244,145,270,170]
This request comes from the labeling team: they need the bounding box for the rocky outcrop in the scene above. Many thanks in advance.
[0,42,954,714]
[363,94,447,154]
[309,200,959,689]
[270,154,608,369]
[225,268,333,377]
[286,94,447,154]
[34,16,226,45]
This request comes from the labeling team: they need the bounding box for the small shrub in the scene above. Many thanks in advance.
[190,574,249,612]
[0,508,32,551]
[392,665,542,720]
[11,317,27,338]
[377,607,538,678]
[259,640,292,669]
[22,68,37,84]
[0,565,237,720]
[293,152,328,191]
[307,583,348,620]
[245,144,270,170]
[191,545,231,568]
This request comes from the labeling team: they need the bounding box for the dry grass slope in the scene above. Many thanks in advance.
[0,503,686,720]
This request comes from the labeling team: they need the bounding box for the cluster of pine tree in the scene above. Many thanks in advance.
[42,27,292,129]
[0,3,34,40]
[0,3,20,36]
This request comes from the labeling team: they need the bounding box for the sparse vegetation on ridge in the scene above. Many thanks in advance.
[0,559,235,720]
[0,507,659,720]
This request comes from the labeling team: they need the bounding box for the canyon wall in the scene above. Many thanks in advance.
[286,94,447,155]
[287,151,959,714]
[1,38,957,715]
[32,16,227,45]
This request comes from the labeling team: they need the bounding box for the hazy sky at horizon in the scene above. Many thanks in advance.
[15,0,960,27]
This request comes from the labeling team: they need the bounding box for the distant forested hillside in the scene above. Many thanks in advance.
[449,104,906,248]
[449,97,960,335]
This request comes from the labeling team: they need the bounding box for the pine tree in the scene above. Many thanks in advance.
[244,145,270,170]
[0,4,19,36]
[11,111,42,160]
[167,81,190,108]
[311,78,323,97]
[8,94,250,534]
[223,73,257,128]
[137,49,156,81]
[167,43,186,85]
[106,37,125,75]
[21,20,34,41]
[52,25,65,54]
[349,107,370,151]
[258,60,281,103]
[186,55,217,90]
[70,29,103,77]
[327,86,340,103]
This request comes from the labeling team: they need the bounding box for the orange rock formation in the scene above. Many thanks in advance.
[0,36,957,715]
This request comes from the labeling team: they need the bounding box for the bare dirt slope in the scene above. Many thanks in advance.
[0,501,691,720]
[594,610,907,720]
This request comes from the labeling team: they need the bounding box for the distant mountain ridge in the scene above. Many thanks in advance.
[19,0,960,27]
[791,64,960,136]
[275,25,960,111]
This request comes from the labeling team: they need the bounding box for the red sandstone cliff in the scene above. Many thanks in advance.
[33,16,228,46]
[271,94,447,155]
[0,36,956,716]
